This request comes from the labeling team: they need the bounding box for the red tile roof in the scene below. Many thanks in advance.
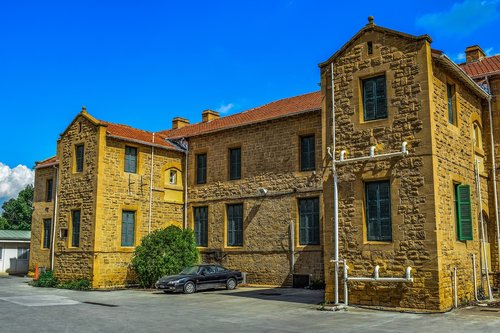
[102,121,177,149]
[35,156,58,169]
[161,91,321,138]
[459,55,500,78]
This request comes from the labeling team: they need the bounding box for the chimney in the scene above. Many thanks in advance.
[172,117,189,129]
[201,109,220,123]
[465,45,486,63]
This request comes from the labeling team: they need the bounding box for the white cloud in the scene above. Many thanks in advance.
[0,162,34,202]
[416,0,500,37]
[216,103,235,114]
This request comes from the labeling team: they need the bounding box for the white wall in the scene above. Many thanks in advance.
[0,241,30,274]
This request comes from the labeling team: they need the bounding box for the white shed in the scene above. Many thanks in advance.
[0,230,31,274]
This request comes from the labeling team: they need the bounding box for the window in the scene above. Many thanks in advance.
[455,184,473,241]
[227,204,243,246]
[298,198,320,245]
[121,211,135,247]
[75,144,84,172]
[473,123,482,150]
[300,136,315,171]
[43,219,51,249]
[447,83,456,125]
[194,206,208,247]
[229,148,241,180]
[71,210,81,247]
[196,154,207,184]
[125,146,137,173]
[362,75,387,121]
[367,41,373,55]
[0,247,3,259]
[169,170,177,185]
[17,248,29,260]
[365,180,392,241]
[46,179,53,202]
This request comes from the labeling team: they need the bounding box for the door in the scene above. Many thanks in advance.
[197,266,218,290]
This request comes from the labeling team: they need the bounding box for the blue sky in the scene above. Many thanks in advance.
[0,0,499,204]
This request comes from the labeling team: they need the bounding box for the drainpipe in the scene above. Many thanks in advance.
[50,165,59,271]
[290,220,295,273]
[485,76,500,273]
[183,141,188,229]
[148,133,155,234]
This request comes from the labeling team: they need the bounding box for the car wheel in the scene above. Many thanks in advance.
[183,281,196,294]
[226,278,237,290]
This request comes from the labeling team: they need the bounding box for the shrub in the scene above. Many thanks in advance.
[132,225,200,288]
[32,270,58,288]
[58,279,91,290]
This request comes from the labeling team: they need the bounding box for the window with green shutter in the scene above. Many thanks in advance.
[227,204,243,246]
[121,211,135,247]
[298,198,320,245]
[71,210,81,247]
[363,75,387,121]
[124,146,137,173]
[365,180,392,241]
[194,206,208,247]
[455,184,473,241]
[229,148,241,180]
[300,135,315,171]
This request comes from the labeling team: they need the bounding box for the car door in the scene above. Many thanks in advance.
[197,266,217,290]
[215,265,228,287]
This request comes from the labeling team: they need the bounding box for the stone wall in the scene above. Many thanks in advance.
[432,62,487,309]
[29,166,57,271]
[187,112,324,286]
[92,137,184,288]
[321,30,441,309]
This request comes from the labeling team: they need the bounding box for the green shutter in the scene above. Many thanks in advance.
[457,185,473,241]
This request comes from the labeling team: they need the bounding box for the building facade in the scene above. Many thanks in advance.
[30,19,500,310]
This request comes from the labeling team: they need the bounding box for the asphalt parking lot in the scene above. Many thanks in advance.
[1,276,499,333]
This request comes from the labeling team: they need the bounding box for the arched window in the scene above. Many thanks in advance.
[473,122,482,151]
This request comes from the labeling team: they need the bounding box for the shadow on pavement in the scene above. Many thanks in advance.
[215,287,324,305]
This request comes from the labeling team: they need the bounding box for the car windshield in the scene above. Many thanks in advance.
[180,266,200,275]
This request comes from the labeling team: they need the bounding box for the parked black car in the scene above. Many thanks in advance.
[155,264,244,294]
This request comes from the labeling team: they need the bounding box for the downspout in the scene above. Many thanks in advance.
[330,62,340,305]
[183,141,188,229]
[485,76,500,272]
[50,165,59,271]
[148,133,155,234]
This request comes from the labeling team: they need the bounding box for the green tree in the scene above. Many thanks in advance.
[1,184,34,230]
[132,225,200,288]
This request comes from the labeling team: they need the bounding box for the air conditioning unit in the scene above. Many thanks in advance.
[292,273,312,288]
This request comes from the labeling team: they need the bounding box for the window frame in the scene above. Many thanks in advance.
[43,218,52,249]
[46,179,53,202]
[194,206,208,247]
[17,248,29,260]
[227,204,243,247]
[365,180,392,242]
[124,146,138,173]
[447,82,457,125]
[362,75,387,121]
[300,135,316,171]
[298,197,320,245]
[229,147,241,180]
[196,153,207,184]
[121,210,135,247]
[75,144,84,173]
[71,210,81,247]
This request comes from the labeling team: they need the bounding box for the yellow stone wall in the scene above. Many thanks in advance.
[187,112,324,286]
[29,166,57,271]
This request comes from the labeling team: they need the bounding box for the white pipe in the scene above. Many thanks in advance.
[472,253,479,302]
[330,62,339,305]
[453,267,458,309]
[50,165,59,271]
[183,143,188,229]
[343,264,414,282]
[290,220,295,273]
[335,143,408,165]
[374,265,380,279]
[148,133,155,234]
[476,159,493,300]
[343,259,348,306]
[485,76,500,275]
[369,146,376,157]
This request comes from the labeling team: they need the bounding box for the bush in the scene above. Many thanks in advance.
[32,270,58,288]
[58,279,91,290]
[132,225,200,288]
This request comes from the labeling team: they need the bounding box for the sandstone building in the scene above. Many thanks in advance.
[30,19,500,310]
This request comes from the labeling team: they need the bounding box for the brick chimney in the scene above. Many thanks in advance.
[465,45,486,63]
[201,109,220,123]
[172,117,189,129]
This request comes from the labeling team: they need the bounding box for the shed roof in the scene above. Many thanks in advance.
[0,230,31,241]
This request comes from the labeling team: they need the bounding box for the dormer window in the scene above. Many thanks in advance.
[169,170,177,185]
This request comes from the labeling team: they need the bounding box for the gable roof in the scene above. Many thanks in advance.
[35,156,58,169]
[459,54,500,78]
[319,21,431,68]
[160,91,321,139]
[0,230,31,241]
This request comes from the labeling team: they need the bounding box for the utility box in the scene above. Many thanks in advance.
[292,273,312,288]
